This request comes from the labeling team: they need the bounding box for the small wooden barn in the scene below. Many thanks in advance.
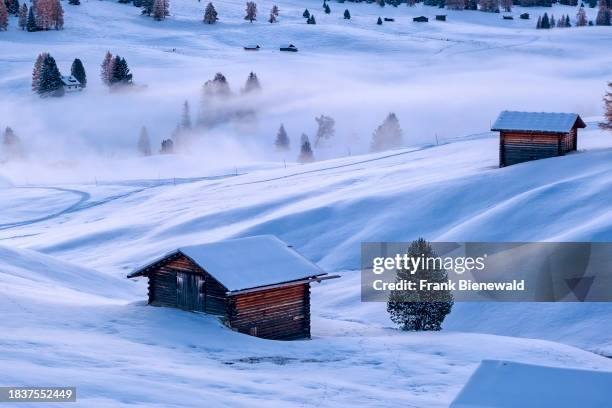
[127,235,337,340]
[492,111,586,167]
[413,16,429,22]
[280,44,298,52]
[61,75,83,92]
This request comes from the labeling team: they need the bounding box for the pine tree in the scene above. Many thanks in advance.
[576,5,588,25]
[8,0,19,15]
[446,0,466,9]
[242,72,260,93]
[500,0,512,11]
[386,238,454,331]
[0,0,8,30]
[141,0,154,15]
[274,124,290,150]
[2,127,24,160]
[268,4,278,23]
[26,4,36,31]
[18,3,27,29]
[302,8,310,18]
[70,58,86,88]
[244,1,256,22]
[371,113,403,152]
[160,138,174,154]
[377,16,382,24]
[153,0,167,20]
[596,0,611,25]
[465,0,477,9]
[202,72,231,96]
[109,56,132,86]
[298,134,314,163]
[181,100,191,130]
[314,115,335,147]
[600,82,612,131]
[101,51,114,87]
[565,14,571,26]
[541,12,550,28]
[138,126,152,156]
[344,8,351,18]
[38,54,64,97]
[324,2,331,13]
[551,14,557,27]
[31,52,48,92]
[203,2,217,23]
[536,15,542,28]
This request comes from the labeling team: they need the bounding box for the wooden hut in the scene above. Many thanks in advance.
[492,111,586,167]
[436,15,447,21]
[413,16,429,22]
[280,44,298,52]
[127,235,337,340]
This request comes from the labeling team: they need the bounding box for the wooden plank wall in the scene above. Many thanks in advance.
[500,131,564,167]
[149,267,177,307]
[228,283,311,340]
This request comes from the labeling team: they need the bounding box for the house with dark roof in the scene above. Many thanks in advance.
[61,75,82,92]
[491,111,586,167]
[127,235,338,340]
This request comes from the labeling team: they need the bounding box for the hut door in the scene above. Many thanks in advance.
[176,272,205,312]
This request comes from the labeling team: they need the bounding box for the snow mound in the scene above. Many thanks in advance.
[0,245,136,304]
[450,359,612,408]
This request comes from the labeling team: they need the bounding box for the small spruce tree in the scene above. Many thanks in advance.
[160,138,174,154]
[38,54,64,97]
[203,2,218,23]
[109,56,133,87]
[600,82,612,131]
[242,72,261,93]
[18,3,26,29]
[576,5,588,25]
[298,134,314,162]
[70,58,86,88]
[303,8,310,18]
[387,238,454,331]
[377,16,383,24]
[274,124,290,150]
[344,8,351,18]
[324,2,331,13]
[138,126,152,156]
[26,5,36,31]
[371,113,403,152]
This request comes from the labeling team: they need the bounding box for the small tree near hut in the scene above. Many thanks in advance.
[244,1,256,22]
[387,238,454,331]
[601,82,612,131]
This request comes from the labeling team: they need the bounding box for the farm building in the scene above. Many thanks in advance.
[127,235,337,340]
[492,111,586,167]
[413,16,429,22]
[280,44,298,52]
[61,75,82,92]
[244,44,260,51]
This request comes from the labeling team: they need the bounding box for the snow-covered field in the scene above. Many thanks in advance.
[1,0,612,406]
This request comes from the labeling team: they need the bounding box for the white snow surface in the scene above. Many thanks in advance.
[450,360,612,408]
[133,235,326,291]
[1,0,612,406]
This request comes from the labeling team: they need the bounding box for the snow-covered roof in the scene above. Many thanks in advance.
[129,235,326,292]
[61,75,81,86]
[491,111,586,133]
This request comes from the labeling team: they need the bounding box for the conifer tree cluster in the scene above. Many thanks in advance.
[244,1,256,22]
[242,72,260,93]
[101,51,133,88]
[307,14,316,24]
[387,238,454,331]
[478,0,500,12]
[371,113,403,152]
[298,133,315,163]
[596,0,611,25]
[31,52,64,97]
[198,72,260,127]
[0,0,8,31]
[203,2,218,24]
[5,0,19,16]
[25,0,64,31]
[160,138,174,154]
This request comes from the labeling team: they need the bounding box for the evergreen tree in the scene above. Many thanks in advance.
[268,4,278,22]
[551,13,557,27]
[600,82,612,131]
[500,0,512,11]
[70,58,86,88]
[344,8,351,18]
[596,0,611,25]
[377,16,382,24]
[38,54,64,97]
[274,124,290,150]
[541,12,550,28]
[202,72,231,96]
[576,5,588,25]
[137,126,152,156]
[588,0,596,7]
[314,114,335,147]
[303,8,310,18]
[153,0,168,20]
[536,14,542,28]
[242,72,260,93]
[204,2,218,23]
[100,51,114,87]
[160,138,174,154]
[7,0,18,15]
[479,0,500,12]
[181,100,191,130]
[31,53,48,92]
[244,1,256,22]
[18,3,27,29]
[386,238,454,331]
[0,0,7,30]
[52,0,63,29]
[565,14,571,26]
[109,56,133,86]
[307,14,316,23]
[298,133,314,163]
[465,0,478,9]
[141,0,153,15]
[324,2,331,13]
[2,127,24,160]
[446,0,465,9]
[26,4,36,31]
[371,113,403,152]
[68,0,80,5]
